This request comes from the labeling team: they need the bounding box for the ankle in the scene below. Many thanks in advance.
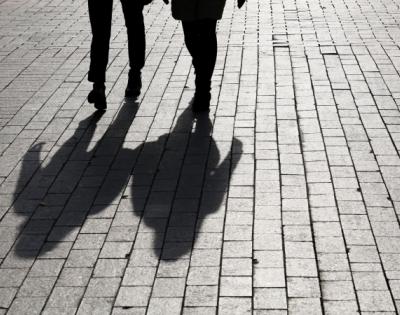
[195,87,211,98]
[195,78,211,92]
[93,82,105,90]
[129,69,141,79]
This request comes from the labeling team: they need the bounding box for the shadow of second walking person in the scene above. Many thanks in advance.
[130,110,243,260]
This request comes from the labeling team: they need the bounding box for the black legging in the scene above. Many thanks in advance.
[182,19,217,91]
[88,0,145,83]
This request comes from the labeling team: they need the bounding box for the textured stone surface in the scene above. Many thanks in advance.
[1,0,400,312]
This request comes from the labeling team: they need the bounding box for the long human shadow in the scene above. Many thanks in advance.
[14,100,139,257]
[14,100,242,261]
[131,110,243,260]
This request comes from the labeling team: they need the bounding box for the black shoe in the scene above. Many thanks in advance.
[191,90,211,113]
[125,70,142,98]
[88,84,107,110]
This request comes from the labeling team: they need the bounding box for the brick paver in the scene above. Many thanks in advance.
[1,0,400,313]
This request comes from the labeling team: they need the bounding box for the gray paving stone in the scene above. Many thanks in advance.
[73,233,106,249]
[122,267,156,286]
[253,251,284,268]
[65,249,99,267]
[76,297,113,315]
[147,298,182,315]
[288,298,322,315]
[321,281,356,301]
[0,268,29,287]
[111,307,146,315]
[254,268,286,288]
[128,249,161,267]
[221,258,252,276]
[7,297,46,315]
[1,251,36,268]
[219,297,251,314]
[182,307,217,315]
[18,277,56,297]
[46,286,85,308]
[93,259,127,278]
[187,267,220,285]
[254,288,287,310]
[358,290,396,312]
[223,241,252,258]
[81,218,112,234]
[40,241,73,259]
[152,277,186,298]
[85,277,120,297]
[99,241,132,258]
[56,267,92,287]
[42,307,78,315]
[191,249,221,266]
[0,287,17,308]
[157,259,189,278]
[220,276,252,296]
[184,286,218,307]
[287,277,320,298]
[115,286,151,307]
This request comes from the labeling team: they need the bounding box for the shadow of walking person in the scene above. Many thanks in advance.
[13,109,107,257]
[130,110,243,260]
[14,99,242,263]
[13,100,139,258]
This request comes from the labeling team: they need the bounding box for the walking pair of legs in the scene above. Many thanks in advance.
[88,2,217,113]
[182,19,218,112]
[87,0,145,110]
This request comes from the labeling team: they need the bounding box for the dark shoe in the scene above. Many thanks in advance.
[191,90,211,113]
[88,84,107,110]
[125,70,142,98]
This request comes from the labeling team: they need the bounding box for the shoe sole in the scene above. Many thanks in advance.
[94,101,107,110]
[125,89,140,98]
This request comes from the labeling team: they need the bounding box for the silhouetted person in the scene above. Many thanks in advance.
[164,0,246,112]
[87,0,151,110]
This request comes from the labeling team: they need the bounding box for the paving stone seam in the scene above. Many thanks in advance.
[303,48,362,312]
[288,45,326,313]
[331,47,399,313]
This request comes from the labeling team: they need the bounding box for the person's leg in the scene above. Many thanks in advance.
[182,20,200,70]
[185,19,217,112]
[121,0,145,97]
[88,0,113,84]
[87,0,113,109]
[196,19,217,89]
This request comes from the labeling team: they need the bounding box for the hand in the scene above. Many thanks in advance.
[237,0,245,8]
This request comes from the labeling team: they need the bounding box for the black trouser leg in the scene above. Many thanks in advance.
[88,0,113,83]
[182,21,199,69]
[182,19,217,91]
[121,0,145,74]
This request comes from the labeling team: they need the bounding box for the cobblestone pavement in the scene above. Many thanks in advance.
[0,0,400,313]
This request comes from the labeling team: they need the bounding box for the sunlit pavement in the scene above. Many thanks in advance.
[0,0,400,313]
